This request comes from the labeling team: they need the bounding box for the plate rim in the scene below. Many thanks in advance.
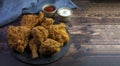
[9,31,72,65]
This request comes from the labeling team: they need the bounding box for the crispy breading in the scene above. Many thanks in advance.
[7,26,30,53]
[31,26,49,44]
[41,17,54,28]
[29,39,38,59]
[20,14,39,28]
[48,23,69,45]
[7,11,70,59]
[39,39,62,56]
[38,12,44,23]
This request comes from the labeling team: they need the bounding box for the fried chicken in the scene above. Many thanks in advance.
[48,23,69,45]
[31,26,49,44]
[39,39,62,56]
[7,11,70,59]
[7,26,30,53]
[29,39,38,59]
[38,12,44,23]
[41,17,54,28]
[20,14,39,28]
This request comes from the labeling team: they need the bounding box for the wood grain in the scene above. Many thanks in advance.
[1,0,120,66]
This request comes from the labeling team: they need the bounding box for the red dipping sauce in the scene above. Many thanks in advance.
[44,6,55,12]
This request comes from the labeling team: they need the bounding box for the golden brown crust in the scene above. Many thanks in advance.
[20,14,39,28]
[48,23,69,44]
[41,17,54,28]
[7,11,70,59]
[7,26,30,53]
[31,26,49,44]
[39,39,62,56]
[38,12,44,23]
[29,39,39,59]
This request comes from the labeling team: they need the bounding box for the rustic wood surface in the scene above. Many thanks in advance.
[1,0,120,66]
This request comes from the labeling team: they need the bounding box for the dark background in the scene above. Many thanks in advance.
[1,0,120,66]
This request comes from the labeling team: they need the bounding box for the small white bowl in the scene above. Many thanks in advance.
[57,7,73,22]
[42,4,57,17]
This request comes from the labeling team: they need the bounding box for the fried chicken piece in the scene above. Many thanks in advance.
[31,26,49,44]
[41,17,54,28]
[38,12,44,23]
[20,14,39,28]
[39,39,62,56]
[48,23,69,45]
[7,26,30,53]
[29,39,38,59]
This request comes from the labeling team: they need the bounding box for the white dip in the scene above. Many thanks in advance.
[58,8,72,17]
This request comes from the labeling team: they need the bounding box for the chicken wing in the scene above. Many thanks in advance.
[41,17,54,28]
[29,39,38,59]
[38,12,44,23]
[7,26,30,53]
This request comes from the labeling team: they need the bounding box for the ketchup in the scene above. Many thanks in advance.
[44,6,55,12]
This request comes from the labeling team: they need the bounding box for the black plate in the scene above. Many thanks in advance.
[10,31,72,65]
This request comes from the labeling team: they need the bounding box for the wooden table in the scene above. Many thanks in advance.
[1,0,120,66]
